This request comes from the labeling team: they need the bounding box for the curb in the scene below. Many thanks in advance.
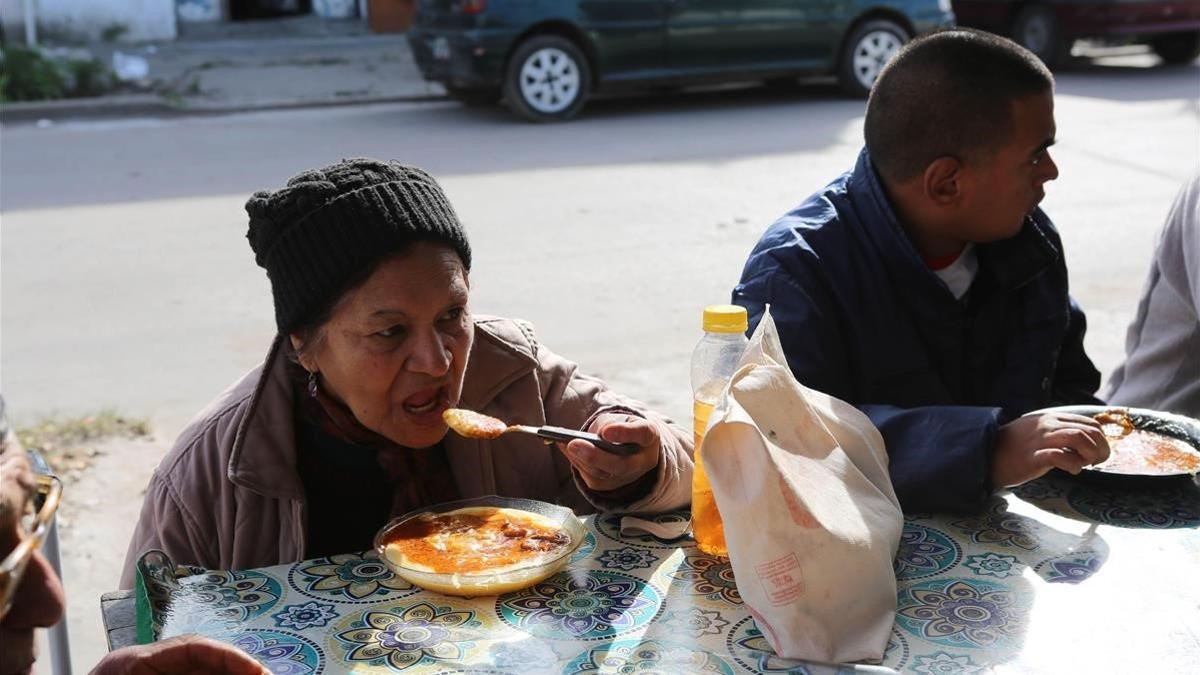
[0,95,175,123]
[0,91,448,123]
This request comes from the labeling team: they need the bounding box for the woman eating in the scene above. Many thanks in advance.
[120,159,692,585]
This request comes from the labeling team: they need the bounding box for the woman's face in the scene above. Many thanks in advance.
[294,242,473,448]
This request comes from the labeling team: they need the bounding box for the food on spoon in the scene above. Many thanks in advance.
[1094,409,1135,437]
[1090,409,1200,475]
[382,506,571,575]
[443,408,507,439]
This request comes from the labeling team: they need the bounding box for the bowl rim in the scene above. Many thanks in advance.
[372,495,586,578]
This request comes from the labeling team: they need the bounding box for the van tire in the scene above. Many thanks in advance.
[838,19,910,98]
[503,35,591,122]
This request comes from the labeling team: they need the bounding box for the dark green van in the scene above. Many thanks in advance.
[408,0,954,121]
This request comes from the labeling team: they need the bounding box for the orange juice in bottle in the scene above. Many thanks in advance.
[691,304,748,557]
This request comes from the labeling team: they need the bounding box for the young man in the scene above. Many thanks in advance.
[732,29,1109,513]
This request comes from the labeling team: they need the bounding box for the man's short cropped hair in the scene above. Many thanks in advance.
[864,28,1054,184]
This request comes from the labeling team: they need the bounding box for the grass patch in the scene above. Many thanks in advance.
[17,410,151,479]
[0,46,66,101]
[0,46,114,101]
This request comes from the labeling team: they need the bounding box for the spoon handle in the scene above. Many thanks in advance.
[522,425,641,456]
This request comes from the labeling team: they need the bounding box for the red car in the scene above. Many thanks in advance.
[953,0,1200,67]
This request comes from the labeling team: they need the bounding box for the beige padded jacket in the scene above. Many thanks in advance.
[120,316,693,587]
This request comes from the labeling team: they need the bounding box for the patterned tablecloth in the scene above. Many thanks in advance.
[136,472,1200,674]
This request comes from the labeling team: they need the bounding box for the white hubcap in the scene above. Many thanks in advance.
[852,30,903,89]
[519,47,581,114]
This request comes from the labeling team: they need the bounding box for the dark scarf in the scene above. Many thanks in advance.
[289,359,459,558]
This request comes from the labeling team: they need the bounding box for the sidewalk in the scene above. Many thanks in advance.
[1,16,445,122]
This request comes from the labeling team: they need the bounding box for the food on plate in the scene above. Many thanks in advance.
[382,506,570,575]
[443,408,508,439]
[1091,409,1200,475]
[1094,409,1136,437]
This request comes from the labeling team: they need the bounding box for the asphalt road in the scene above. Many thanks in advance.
[3,57,1198,436]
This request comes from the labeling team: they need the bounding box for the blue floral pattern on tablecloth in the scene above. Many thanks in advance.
[231,629,323,675]
[963,553,1020,579]
[1012,476,1067,504]
[1066,483,1200,529]
[564,637,736,674]
[181,570,282,622]
[726,616,813,674]
[909,650,986,674]
[496,571,661,640]
[658,607,730,638]
[894,523,962,580]
[289,552,418,603]
[485,639,562,674]
[882,626,910,670]
[273,601,338,630]
[570,531,597,565]
[1034,551,1104,584]
[137,483,1200,674]
[330,601,481,671]
[949,501,1040,552]
[669,554,742,604]
[598,546,659,571]
[896,578,1029,649]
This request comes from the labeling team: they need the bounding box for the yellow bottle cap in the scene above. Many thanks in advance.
[703,304,748,333]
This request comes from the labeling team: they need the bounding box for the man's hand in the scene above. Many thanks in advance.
[992,412,1110,488]
[90,634,268,675]
[559,413,662,492]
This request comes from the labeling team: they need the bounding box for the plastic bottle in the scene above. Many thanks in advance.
[691,304,749,556]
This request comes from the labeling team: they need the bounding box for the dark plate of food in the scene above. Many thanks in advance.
[1027,405,1200,477]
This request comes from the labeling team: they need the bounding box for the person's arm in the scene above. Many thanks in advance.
[858,404,999,512]
[734,261,1104,513]
[738,267,1002,512]
[530,325,694,514]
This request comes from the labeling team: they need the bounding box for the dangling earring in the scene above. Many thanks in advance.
[307,370,320,398]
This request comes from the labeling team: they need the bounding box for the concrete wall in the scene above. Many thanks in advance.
[1,0,178,43]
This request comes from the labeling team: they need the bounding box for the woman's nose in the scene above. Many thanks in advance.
[407,329,452,377]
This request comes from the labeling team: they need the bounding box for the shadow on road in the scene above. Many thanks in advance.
[1056,61,1200,103]
[1,81,864,211]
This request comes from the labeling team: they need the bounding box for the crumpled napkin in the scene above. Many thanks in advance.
[618,515,692,541]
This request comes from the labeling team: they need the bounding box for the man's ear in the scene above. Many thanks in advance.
[922,156,963,206]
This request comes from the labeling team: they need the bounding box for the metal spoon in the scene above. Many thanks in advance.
[443,408,641,456]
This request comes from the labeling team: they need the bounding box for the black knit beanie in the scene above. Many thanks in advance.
[246,158,471,333]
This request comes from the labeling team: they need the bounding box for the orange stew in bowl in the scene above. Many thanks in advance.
[383,507,570,574]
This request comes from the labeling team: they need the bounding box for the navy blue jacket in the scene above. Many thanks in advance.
[732,150,1102,513]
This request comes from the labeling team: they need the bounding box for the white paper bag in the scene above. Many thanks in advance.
[701,309,903,663]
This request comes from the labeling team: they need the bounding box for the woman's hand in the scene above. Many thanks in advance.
[559,413,662,492]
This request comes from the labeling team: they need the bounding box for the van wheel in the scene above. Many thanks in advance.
[1012,5,1068,69]
[838,19,910,98]
[503,35,591,122]
[1150,31,1200,65]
